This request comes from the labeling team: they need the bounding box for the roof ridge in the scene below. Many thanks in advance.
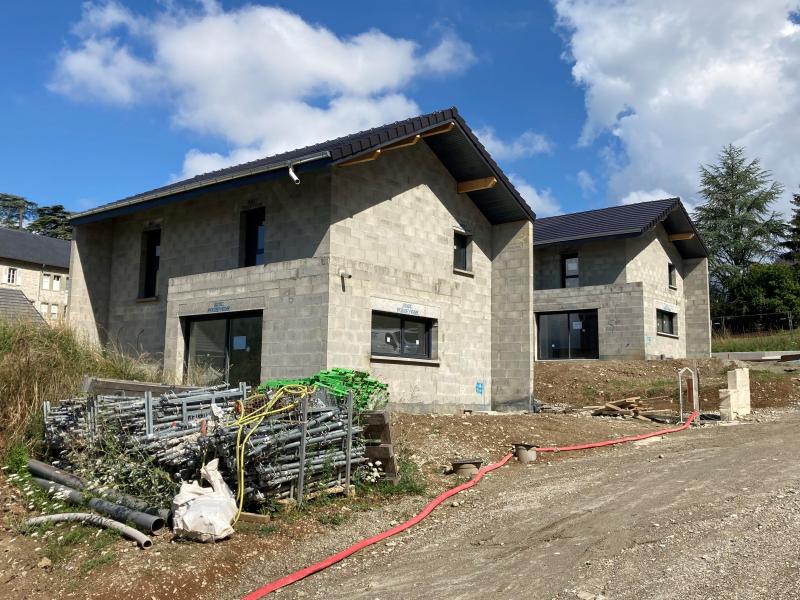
[132,106,460,194]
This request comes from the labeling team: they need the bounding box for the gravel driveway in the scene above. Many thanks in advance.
[231,410,800,600]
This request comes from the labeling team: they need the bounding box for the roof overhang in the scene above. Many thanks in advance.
[70,151,332,226]
[69,107,535,227]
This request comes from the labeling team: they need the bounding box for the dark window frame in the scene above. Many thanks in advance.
[240,206,266,267]
[139,228,161,299]
[453,231,472,273]
[668,263,677,289]
[656,309,677,336]
[561,253,579,288]
[183,310,263,385]
[536,309,599,360]
[371,311,434,359]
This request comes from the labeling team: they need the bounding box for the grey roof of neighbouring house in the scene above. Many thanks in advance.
[534,198,708,258]
[0,228,71,269]
[70,107,535,226]
[0,288,45,323]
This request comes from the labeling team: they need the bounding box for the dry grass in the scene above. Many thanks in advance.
[0,320,162,454]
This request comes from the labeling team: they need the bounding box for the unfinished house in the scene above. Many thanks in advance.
[68,108,535,413]
[0,227,70,323]
[533,199,711,360]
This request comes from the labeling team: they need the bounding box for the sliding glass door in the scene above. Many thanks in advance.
[186,312,263,385]
[537,310,599,360]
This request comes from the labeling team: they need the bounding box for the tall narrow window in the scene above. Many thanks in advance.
[42,273,51,290]
[52,275,62,291]
[140,229,161,298]
[668,263,677,288]
[453,231,471,272]
[561,254,579,288]
[50,304,59,320]
[7,268,17,285]
[242,207,266,267]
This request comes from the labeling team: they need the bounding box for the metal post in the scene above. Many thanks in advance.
[692,365,700,414]
[144,391,153,438]
[344,391,353,493]
[296,393,308,506]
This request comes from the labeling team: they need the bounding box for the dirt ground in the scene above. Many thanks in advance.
[1,359,799,599]
[535,357,800,410]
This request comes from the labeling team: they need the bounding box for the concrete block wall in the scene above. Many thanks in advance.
[683,257,712,357]
[532,222,711,361]
[326,142,495,413]
[630,227,687,358]
[534,240,627,290]
[163,257,330,383]
[68,223,113,345]
[491,220,535,411]
[533,282,646,360]
[75,171,331,358]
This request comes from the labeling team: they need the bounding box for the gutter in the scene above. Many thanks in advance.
[70,150,332,224]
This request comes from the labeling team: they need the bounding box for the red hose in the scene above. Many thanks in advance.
[242,411,698,599]
[536,410,698,452]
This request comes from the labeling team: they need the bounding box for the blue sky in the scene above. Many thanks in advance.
[1,1,799,217]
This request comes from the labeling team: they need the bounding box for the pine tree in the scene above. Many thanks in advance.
[0,193,37,229]
[780,189,800,265]
[28,204,72,240]
[693,144,785,310]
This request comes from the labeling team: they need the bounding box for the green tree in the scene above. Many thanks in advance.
[780,188,800,264]
[726,263,800,316]
[28,204,72,240]
[0,193,37,229]
[693,144,785,310]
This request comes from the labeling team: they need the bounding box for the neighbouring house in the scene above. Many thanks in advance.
[0,227,71,323]
[533,198,711,360]
[68,108,536,413]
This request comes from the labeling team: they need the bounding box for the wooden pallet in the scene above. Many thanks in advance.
[361,409,399,484]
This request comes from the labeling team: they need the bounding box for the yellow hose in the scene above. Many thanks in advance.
[231,384,315,522]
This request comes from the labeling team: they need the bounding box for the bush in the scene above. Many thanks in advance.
[0,320,161,454]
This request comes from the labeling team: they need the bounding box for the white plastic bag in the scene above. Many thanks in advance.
[172,458,237,542]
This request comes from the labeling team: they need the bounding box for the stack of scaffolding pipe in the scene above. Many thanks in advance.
[43,385,364,507]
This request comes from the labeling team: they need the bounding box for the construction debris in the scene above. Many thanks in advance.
[584,397,675,422]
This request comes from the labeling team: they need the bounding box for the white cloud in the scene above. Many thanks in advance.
[475,127,553,161]
[510,174,561,216]
[554,0,800,213]
[576,169,596,195]
[52,2,475,178]
[618,188,673,205]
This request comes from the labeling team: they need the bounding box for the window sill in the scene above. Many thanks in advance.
[668,285,678,290]
[370,355,440,366]
[136,296,159,304]
[657,332,679,339]
[453,268,474,278]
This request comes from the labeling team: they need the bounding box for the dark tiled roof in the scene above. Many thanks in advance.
[0,228,70,269]
[71,107,534,226]
[0,288,45,324]
[534,198,708,258]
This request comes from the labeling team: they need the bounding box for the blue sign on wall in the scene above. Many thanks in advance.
[475,382,484,395]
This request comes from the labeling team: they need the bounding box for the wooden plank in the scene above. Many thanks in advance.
[238,511,271,524]
[668,232,695,241]
[338,149,381,167]
[83,376,197,396]
[366,443,395,461]
[457,176,497,194]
